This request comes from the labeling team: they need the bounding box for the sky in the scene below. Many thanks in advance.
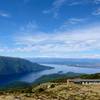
[0,0,100,58]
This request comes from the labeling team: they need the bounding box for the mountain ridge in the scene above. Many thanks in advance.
[0,56,52,75]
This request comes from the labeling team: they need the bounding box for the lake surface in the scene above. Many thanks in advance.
[1,64,100,86]
[19,64,100,83]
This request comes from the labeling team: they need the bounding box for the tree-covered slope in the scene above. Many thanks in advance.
[34,72,81,84]
[0,56,52,75]
[80,73,100,79]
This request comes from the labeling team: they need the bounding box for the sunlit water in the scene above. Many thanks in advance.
[19,64,100,83]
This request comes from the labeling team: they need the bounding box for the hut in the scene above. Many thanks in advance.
[69,79,100,85]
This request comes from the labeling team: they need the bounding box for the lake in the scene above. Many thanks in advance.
[1,64,100,86]
[19,64,100,83]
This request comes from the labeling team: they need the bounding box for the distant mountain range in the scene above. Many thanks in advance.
[29,57,100,68]
[0,56,52,75]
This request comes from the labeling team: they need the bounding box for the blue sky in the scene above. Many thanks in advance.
[0,0,100,58]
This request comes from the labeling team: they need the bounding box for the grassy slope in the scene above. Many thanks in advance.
[0,71,100,99]
[0,82,100,100]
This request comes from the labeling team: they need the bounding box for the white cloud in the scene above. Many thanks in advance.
[81,54,100,59]
[68,2,82,6]
[0,11,10,18]
[10,24,100,58]
[52,0,66,9]
[1,21,100,58]
[43,0,67,17]
[57,18,86,31]
[42,10,51,14]
[66,18,85,24]
[43,0,95,18]
[17,21,39,36]
[94,0,100,4]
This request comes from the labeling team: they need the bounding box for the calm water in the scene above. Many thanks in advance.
[19,64,100,83]
[1,64,100,86]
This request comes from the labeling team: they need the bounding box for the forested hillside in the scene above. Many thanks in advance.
[0,56,52,75]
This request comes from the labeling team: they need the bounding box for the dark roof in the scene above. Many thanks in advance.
[70,79,100,82]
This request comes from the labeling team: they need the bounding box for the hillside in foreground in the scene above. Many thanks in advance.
[0,56,52,75]
[0,82,100,100]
